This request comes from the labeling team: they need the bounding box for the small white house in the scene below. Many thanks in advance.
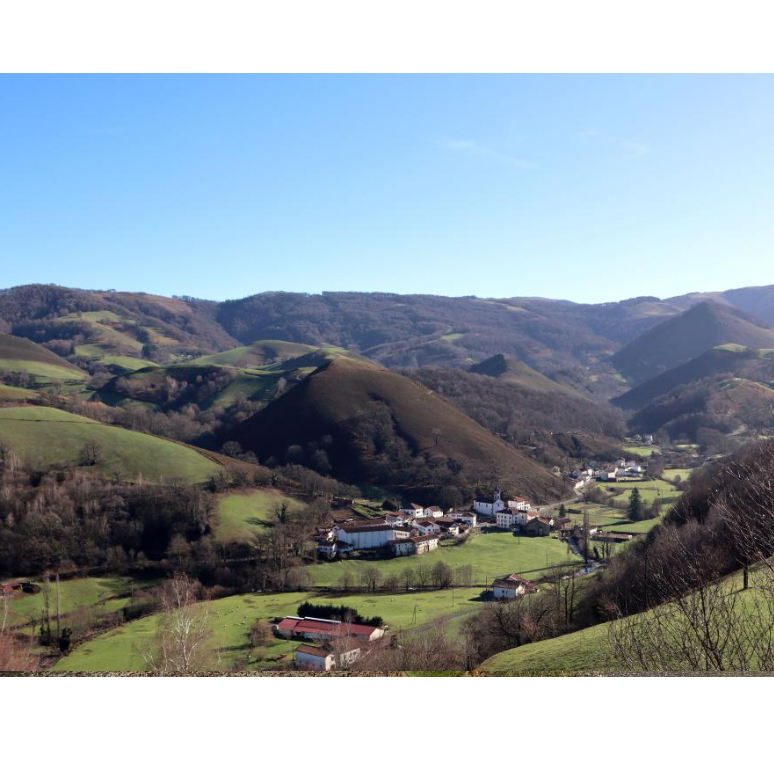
[400,503,424,519]
[294,644,361,671]
[423,506,443,518]
[492,573,538,600]
[415,519,442,536]
[295,645,335,671]
[507,497,531,512]
[389,538,416,556]
[412,534,439,554]
[316,539,338,558]
[450,512,477,527]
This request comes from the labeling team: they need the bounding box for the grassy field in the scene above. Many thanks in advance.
[0,383,37,401]
[662,467,695,483]
[200,370,280,410]
[87,353,158,372]
[192,340,319,368]
[481,571,759,673]
[214,488,304,542]
[622,444,660,458]
[0,359,84,382]
[595,477,680,509]
[53,587,484,671]
[482,617,617,672]
[0,333,85,383]
[3,576,141,627]
[565,503,664,535]
[0,405,222,482]
[308,530,581,587]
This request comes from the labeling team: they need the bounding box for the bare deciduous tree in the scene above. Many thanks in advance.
[145,573,212,674]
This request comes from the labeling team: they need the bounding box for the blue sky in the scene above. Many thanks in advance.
[1,74,773,303]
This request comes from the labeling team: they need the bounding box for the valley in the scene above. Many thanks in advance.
[2,281,774,674]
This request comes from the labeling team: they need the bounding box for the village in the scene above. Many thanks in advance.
[291,448,668,670]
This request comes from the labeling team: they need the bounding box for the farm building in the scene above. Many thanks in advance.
[333,521,410,549]
[524,518,551,537]
[275,616,385,643]
[388,533,440,556]
[295,644,335,671]
[591,531,634,543]
[492,573,538,600]
[294,642,364,671]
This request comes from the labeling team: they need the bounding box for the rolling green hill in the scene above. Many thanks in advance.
[0,333,85,383]
[53,587,483,672]
[469,353,579,396]
[481,569,758,673]
[190,340,322,368]
[228,356,570,502]
[95,363,282,411]
[612,301,774,385]
[0,405,222,482]
[95,343,357,412]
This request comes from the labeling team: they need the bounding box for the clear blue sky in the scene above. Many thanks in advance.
[1,74,773,303]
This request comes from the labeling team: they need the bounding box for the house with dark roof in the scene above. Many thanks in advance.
[524,517,551,537]
[333,521,410,549]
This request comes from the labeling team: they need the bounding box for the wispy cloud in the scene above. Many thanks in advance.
[578,130,650,158]
[621,140,650,157]
[438,138,535,169]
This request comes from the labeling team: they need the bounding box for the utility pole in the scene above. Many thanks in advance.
[583,509,590,565]
[56,573,61,642]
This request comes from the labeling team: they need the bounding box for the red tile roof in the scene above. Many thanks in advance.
[277,617,381,639]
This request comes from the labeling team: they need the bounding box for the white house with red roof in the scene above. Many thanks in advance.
[492,573,538,600]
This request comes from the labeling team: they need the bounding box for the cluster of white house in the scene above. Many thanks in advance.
[315,490,547,560]
[316,505,480,559]
[596,459,647,481]
[470,489,558,536]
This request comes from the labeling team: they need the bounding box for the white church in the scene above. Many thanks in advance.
[472,490,532,517]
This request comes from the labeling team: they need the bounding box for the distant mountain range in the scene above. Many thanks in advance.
[4,281,774,455]
[3,281,774,395]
